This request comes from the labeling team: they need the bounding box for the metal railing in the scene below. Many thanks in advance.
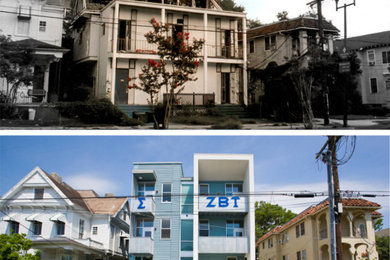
[207,44,243,59]
[163,93,215,106]
[117,39,157,54]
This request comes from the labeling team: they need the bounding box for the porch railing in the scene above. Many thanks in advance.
[163,93,215,106]
[117,38,157,54]
[207,44,243,59]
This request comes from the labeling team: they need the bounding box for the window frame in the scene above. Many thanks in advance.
[92,226,98,235]
[32,221,42,235]
[199,219,209,237]
[199,184,209,195]
[161,183,172,203]
[136,218,154,238]
[79,219,84,239]
[385,79,390,90]
[297,251,301,260]
[10,221,19,234]
[56,221,65,236]
[225,183,243,195]
[296,225,300,238]
[226,219,244,237]
[39,21,46,32]
[249,40,255,53]
[367,50,376,66]
[34,188,44,200]
[382,50,390,64]
[370,78,378,94]
[300,222,305,236]
[160,218,171,239]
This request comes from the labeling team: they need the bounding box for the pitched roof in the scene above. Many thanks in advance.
[256,198,381,245]
[77,190,99,198]
[83,197,128,215]
[334,30,390,51]
[247,17,339,39]
[12,38,66,50]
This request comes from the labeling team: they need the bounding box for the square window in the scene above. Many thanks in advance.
[161,219,171,239]
[92,226,98,235]
[199,184,209,195]
[39,21,46,32]
[162,183,171,202]
[370,78,378,93]
[34,188,44,200]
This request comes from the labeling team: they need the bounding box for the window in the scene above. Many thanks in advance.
[267,238,273,248]
[32,221,42,235]
[359,224,366,238]
[56,221,65,235]
[300,222,305,236]
[162,183,171,202]
[39,21,46,32]
[249,40,255,53]
[382,51,390,64]
[199,184,209,195]
[92,226,98,235]
[297,251,301,260]
[262,241,265,249]
[161,219,171,239]
[34,188,44,200]
[386,79,390,90]
[138,183,155,197]
[10,221,19,234]
[199,220,209,236]
[79,32,83,44]
[225,183,243,195]
[226,220,244,237]
[17,19,30,35]
[283,256,290,260]
[265,35,276,50]
[136,219,153,237]
[296,225,300,237]
[302,250,307,260]
[368,50,375,66]
[101,23,105,35]
[79,219,84,239]
[370,78,378,93]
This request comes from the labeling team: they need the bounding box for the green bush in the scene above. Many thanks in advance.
[58,98,143,126]
[211,119,242,129]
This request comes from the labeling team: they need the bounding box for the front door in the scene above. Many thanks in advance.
[115,69,128,104]
[221,73,230,104]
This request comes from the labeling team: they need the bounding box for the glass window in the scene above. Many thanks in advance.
[199,184,209,195]
[226,220,244,237]
[296,225,300,237]
[34,188,44,200]
[265,36,276,50]
[136,219,153,237]
[39,21,46,32]
[300,222,305,236]
[382,51,390,64]
[92,226,98,235]
[386,79,390,90]
[79,219,84,239]
[199,220,209,236]
[368,50,375,66]
[138,183,155,197]
[161,219,171,239]
[225,183,243,195]
[33,221,42,235]
[249,40,255,53]
[297,251,301,260]
[370,78,378,93]
[302,250,307,260]
[10,221,19,234]
[57,221,65,235]
[162,184,171,202]
[359,224,366,238]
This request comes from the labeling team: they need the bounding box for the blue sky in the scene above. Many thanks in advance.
[0,135,389,228]
[236,0,390,37]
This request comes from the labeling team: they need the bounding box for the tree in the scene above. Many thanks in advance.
[277,11,289,21]
[248,18,263,29]
[0,233,40,259]
[376,235,389,260]
[374,217,383,232]
[133,18,204,129]
[255,201,297,240]
[0,35,38,118]
[216,0,245,12]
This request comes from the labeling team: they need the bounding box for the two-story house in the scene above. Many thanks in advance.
[128,153,256,260]
[0,166,130,260]
[256,199,381,260]
[0,0,68,103]
[334,31,390,108]
[70,0,248,114]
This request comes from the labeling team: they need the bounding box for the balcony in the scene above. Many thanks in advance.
[199,236,248,254]
[130,197,155,215]
[117,39,157,54]
[129,237,154,255]
[198,195,248,213]
[207,45,243,59]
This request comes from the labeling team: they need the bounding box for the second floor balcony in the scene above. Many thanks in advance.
[130,197,155,215]
[129,236,154,255]
[198,236,248,254]
[198,195,248,213]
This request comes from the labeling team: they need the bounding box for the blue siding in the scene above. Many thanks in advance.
[199,181,243,195]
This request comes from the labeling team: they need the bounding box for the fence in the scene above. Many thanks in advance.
[163,93,215,105]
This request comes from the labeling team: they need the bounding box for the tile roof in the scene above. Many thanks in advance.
[334,30,390,51]
[247,17,339,40]
[256,198,381,245]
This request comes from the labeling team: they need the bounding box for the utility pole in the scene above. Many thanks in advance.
[317,136,343,260]
[335,0,356,127]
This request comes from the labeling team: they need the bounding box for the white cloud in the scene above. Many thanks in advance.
[67,174,118,196]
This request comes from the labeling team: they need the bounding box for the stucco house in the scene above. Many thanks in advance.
[334,31,390,108]
[0,166,130,260]
[256,199,381,260]
[70,0,248,111]
[0,0,68,104]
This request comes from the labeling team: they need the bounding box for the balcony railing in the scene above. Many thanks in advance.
[117,39,157,54]
[129,237,154,255]
[199,236,248,254]
[198,195,248,213]
[207,44,243,59]
[130,197,155,215]
[76,238,104,250]
[163,93,215,106]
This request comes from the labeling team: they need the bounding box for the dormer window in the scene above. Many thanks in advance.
[34,188,44,200]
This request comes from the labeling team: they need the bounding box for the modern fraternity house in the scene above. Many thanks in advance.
[129,153,255,260]
[71,0,248,108]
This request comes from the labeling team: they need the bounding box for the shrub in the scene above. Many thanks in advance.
[211,119,242,129]
[58,98,143,126]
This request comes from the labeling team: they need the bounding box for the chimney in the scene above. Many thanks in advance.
[51,172,62,183]
[105,193,114,197]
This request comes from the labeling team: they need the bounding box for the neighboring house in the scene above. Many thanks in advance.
[0,166,130,260]
[128,153,256,260]
[375,227,390,238]
[0,0,68,103]
[70,0,248,109]
[334,31,390,108]
[256,199,381,260]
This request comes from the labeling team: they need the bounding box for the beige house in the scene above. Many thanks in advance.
[256,199,381,260]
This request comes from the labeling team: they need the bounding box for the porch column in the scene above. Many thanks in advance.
[348,212,354,237]
[364,212,375,241]
[111,1,120,103]
[203,12,208,94]
[161,7,165,24]
[43,65,50,102]
[242,16,247,105]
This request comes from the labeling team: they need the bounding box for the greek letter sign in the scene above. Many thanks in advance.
[206,196,240,208]
[200,196,247,212]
